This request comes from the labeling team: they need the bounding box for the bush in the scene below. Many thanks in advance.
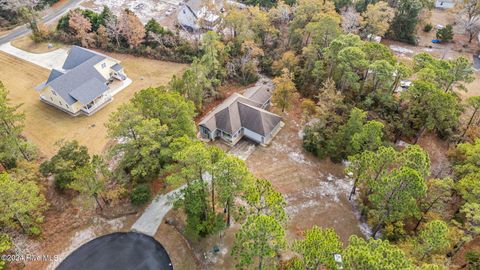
[423,23,433,32]
[130,184,151,205]
[0,234,12,270]
[31,23,51,43]
[466,251,480,270]
[54,173,75,190]
[303,119,336,159]
[436,24,454,42]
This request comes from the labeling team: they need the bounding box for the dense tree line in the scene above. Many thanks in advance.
[51,7,199,62]
[0,82,46,269]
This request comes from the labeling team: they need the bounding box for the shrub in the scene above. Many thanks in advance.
[0,234,12,270]
[130,184,151,205]
[31,23,51,42]
[303,119,336,159]
[54,173,75,190]
[423,23,433,32]
[466,251,480,270]
[436,24,454,42]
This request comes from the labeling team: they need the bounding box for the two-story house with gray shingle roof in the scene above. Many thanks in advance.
[35,46,128,116]
[198,84,284,146]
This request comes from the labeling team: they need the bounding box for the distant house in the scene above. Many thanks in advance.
[36,46,128,116]
[435,0,455,9]
[177,0,245,31]
[177,1,221,31]
[198,84,284,146]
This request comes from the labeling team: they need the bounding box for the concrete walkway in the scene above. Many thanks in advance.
[0,42,68,70]
[131,138,257,236]
[131,173,213,236]
[131,187,184,236]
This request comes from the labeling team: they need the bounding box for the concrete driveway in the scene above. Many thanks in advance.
[0,42,67,70]
[131,173,212,236]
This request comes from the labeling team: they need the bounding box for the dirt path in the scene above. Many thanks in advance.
[245,108,366,244]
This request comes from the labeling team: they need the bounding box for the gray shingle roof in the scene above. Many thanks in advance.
[111,63,123,71]
[46,69,65,84]
[69,78,108,105]
[39,46,114,106]
[238,102,282,136]
[62,46,106,70]
[199,85,281,137]
[243,85,272,105]
[199,93,260,133]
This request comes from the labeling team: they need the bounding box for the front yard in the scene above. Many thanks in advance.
[0,50,186,157]
[169,99,366,269]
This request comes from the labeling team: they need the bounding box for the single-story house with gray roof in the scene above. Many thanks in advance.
[35,46,127,116]
[198,85,283,146]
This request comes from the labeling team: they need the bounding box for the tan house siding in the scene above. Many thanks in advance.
[40,87,78,114]
[93,58,119,80]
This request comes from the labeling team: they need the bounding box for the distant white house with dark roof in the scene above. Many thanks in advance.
[198,83,284,146]
[35,46,129,116]
[177,0,221,31]
[177,0,246,31]
[435,0,455,9]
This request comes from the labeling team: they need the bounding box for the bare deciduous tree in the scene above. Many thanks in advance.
[96,25,109,50]
[459,0,480,42]
[342,6,361,34]
[118,9,145,49]
[106,17,121,47]
[69,10,95,48]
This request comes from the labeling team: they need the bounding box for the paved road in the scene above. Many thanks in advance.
[57,232,174,270]
[0,0,84,45]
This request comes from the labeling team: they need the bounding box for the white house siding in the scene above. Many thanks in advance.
[243,128,264,144]
[71,101,83,112]
[40,87,78,114]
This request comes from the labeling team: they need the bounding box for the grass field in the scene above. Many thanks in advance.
[0,51,186,157]
[10,35,63,53]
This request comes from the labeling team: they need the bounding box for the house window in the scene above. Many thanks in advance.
[50,97,53,101]
[59,101,62,105]
[66,104,69,108]
[101,63,106,69]
[52,90,57,96]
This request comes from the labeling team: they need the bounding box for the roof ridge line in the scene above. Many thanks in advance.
[237,100,279,117]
